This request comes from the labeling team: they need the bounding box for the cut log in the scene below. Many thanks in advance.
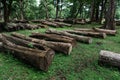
[99,50,120,68]
[11,33,72,55]
[0,34,55,71]
[30,32,76,46]
[47,20,72,27]
[74,28,95,32]
[53,21,72,27]
[40,21,60,28]
[37,24,48,28]
[66,30,106,39]
[46,29,92,44]
[93,28,117,36]
[2,34,49,51]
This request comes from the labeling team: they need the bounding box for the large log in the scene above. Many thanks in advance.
[66,30,106,39]
[30,32,76,46]
[93,28,117,36]
[99,50,120,68]
[46,29,92,44]
[0,34,55,71]
[2,34,49,51]
[11,33,72,55]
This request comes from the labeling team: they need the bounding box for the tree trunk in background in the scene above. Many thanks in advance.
[2,0,13,23]
[59,0,63,18]
[99,0,107,23]
[103,0,116,30]
[56,0,59,19]
[44,0,49,19]
[90,0,96,22]
[19,0,24,20]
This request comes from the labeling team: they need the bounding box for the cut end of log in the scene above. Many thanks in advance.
[88,38,93,44]
[67,43,73,55]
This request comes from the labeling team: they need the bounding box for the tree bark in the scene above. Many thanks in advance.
[99,50,120,68]
[11,33,73,55]
[0,34,55,71]
[103,0,116,30]
[30,32,76,46]
[93,28,116,36]
[46,29,92,44]
[66,30,106,39]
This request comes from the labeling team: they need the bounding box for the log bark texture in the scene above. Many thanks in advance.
[30,32,76,46]
[11,33,72,55]
[93,28,116,36]
[66,30,106,39]
[0,34,55,71]
[46,29,92,44]
[99,50,120,68]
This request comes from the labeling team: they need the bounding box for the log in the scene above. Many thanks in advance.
[74,28,95,32]
[47,20,72,27]
[0,34,55,71]
[53,21,72,27]
[40,21,60,28]
[46,29,92,44]
[2,34,49,51]
[99,50,120,68]
[93,28,117,36]
[11,33,73,55]
[37,24,48,28]
[66,30,106,39]
[30,32,76,46]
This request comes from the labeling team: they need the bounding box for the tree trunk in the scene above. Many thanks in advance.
[99,50,120,68]
[0,34,55,71]
[30,32,76,46]
[2,0,13,23]
[11,33,73,55]
[46,29,92,44]
[90,0,96,22]
[19,0,24,20]
[103,0,116,30]
[93,28,116,36]
[56,0,59,19]
[66,30,106,39]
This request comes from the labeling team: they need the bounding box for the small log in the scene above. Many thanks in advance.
[46,29,92,44]
[37,24,48,28]
[74,28,95,32]
[11,33,73,55]
[93,28,117,36]
[40,21,60,28]
[66,30,106,39]
[53,22,72,27]
[30,32,76,46]
[0,34,55,71]
[99,50,120,68]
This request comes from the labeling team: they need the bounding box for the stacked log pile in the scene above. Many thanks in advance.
[0,34,55,71]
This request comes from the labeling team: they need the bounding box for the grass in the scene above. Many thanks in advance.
[0,23,120,80]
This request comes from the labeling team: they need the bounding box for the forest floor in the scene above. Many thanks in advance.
[0,23,120,80]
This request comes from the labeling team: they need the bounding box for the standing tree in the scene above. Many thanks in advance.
[103,0,116,30]
[1,0,14,22]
